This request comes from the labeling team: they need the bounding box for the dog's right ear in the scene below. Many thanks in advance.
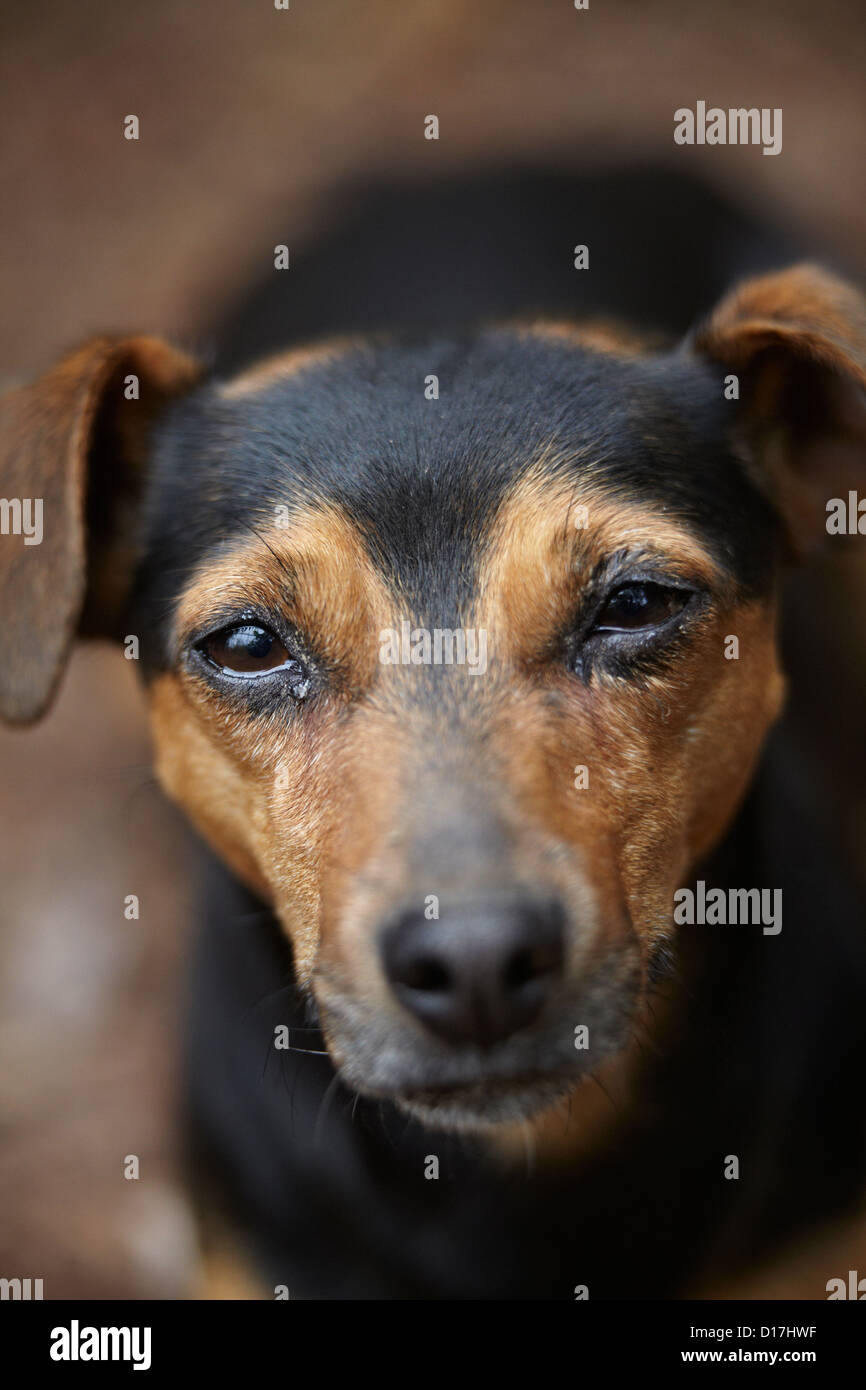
[0,336,200,724]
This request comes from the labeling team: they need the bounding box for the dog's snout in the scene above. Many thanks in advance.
[381,898,566,1047]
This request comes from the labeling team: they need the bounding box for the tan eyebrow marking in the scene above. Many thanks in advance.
[217,337,359,400]
[173,502,394,683]
[507,317,657,357]
[475,464,726,666]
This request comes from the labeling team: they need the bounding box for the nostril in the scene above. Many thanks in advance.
[504,940,564,992]
[504,948,534,991]
[400,956,451,993]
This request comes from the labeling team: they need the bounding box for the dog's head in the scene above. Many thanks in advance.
[3,267,865,1129]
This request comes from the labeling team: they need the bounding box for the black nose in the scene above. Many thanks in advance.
[381,898,566,1047]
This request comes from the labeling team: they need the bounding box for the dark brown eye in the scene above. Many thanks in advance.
[201,623,290,675]
[592,582,689,634]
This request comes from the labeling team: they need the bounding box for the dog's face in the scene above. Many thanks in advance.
[138,330,787,1129]
[2,267,865,1130]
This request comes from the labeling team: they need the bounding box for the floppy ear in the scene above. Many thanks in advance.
[0,335,200,724]
[691,264,866,557]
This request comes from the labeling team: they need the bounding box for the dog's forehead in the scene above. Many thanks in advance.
[204,329,715,502]
[145,328,776,606]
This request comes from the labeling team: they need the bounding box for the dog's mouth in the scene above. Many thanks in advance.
[319,1011,636,1132]
[313,949,644,1131]
[279,1013,586,1126]
[389,1069,584,1130]
[282,1009,599,1127]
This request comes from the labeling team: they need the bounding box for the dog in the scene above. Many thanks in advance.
[2,168,865,1299]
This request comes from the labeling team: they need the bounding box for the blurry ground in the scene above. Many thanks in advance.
[1,0,865,1297]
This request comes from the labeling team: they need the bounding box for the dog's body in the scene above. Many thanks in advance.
[2,168,865,1299]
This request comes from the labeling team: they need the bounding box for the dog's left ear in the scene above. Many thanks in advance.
[0,335,200,723]
[691,264,866,557]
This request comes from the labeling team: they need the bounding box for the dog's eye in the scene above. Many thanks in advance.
[591,582,689,634]
[201,623,293,676]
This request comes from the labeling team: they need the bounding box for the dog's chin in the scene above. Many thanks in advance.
[389,1073,580,1133]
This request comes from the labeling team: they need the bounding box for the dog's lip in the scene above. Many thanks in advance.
[379,1065,581,1104]
[383,1067,586,1128]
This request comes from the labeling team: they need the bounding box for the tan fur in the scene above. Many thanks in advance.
[217,338,360,399]
[150,503,397,982]
[193,1225,268,1300]
[514,318,659,356]
[478,468,784,958]
[699,1207,866,1300]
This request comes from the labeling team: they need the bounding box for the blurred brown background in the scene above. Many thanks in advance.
[1,0,865,1298]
